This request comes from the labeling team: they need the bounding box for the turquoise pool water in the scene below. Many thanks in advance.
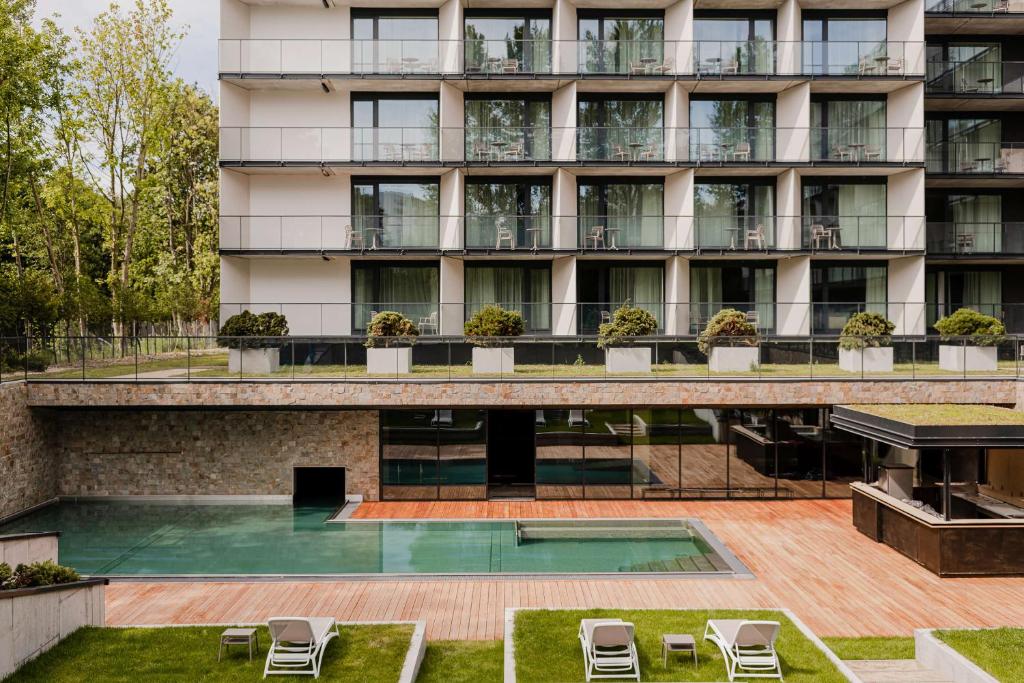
[0,501,736,576]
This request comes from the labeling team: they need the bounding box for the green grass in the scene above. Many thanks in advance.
[6,624,413,682]
[32,353,227,380]
[843,403,1024,425]
[936,627,1024,682]
[416,640,504,683]
[513,609,846,682]
[822,636,916,661]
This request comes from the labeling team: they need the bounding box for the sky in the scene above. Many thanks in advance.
[34,0,220,96]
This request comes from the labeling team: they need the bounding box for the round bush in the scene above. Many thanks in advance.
[697,309,757,356]
[839,312,895,350]
[217,311,289,348]
[933,308,1005,346]
[597,305,658,349]
[463,305,525,347]
[365,311,419,348]
[0,560,80,591]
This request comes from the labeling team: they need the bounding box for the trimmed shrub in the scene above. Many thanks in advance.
[217,311,289,348]
[933,308,1005,346]
[364,311,420,348]
[0,560,80,590]
[597,305,658,349]
[0,562,11,587]
[697,308,758,355]
[839,312,895,350]
[463,305,525,347]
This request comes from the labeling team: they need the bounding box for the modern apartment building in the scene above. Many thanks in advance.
[213,0,1024,501]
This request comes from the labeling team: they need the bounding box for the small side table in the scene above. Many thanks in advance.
[662,633,697,667]
[219,627,259,662]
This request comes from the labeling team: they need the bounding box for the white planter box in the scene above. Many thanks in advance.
[228,347,280,374]
[839,347,894,373]
[605,347,652,373]
[472,347,514,374]
[709,346,760,373]
[367,347,412,375]
[939,345,997,372]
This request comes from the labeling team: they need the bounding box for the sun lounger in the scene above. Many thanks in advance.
[264,617,339,678]
[703,619,782,680]
[578,618,640,681]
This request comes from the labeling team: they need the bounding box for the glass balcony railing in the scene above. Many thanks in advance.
[694,40,776,76]
[575,127,669,162]
[688,302,776,335]
[464,127,551,162]
[219,215,439,251]
[576,39,672,75]
[813,302,891,334]
[219,127,440,163]
[463,39,552,75]
[809,128,926,163]
[577,302,666,334]
[694,216,777,250]
[463,302,552,334]
[689,128,775,163]
[801,216,890,251]
[926,222,1024,254]
[801,41,917,76]
[926,0,1020,12]
[926,60,1024,94]
[927,141,1024,173]
[576,216,664,250]
[464,215,552,250]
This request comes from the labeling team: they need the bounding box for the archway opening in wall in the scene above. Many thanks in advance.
[487,409,536,499]
[293,466,346,507]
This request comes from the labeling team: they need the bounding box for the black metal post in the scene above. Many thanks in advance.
[943,448,952,522]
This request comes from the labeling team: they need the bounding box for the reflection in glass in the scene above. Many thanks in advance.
[352,263,440,333]
[578,16,665,74]
[352,14,439,73]
[353,180,440,249]
[464,15,551,73]
[802,18,889,75]
[352,96,439,161]
[578,180,664,249]
[810,99,887,162]
[680,409,727,492]
[465,97,551,162]
[631,409,682,497]
[585,408,633,498]
[694,17,774,75]
[689,98,774,161]
[690,264,775,333]
[927,44,1002,94]
[695,182,775,249]
[381,410,438,500]
[802,180,887,248]
[577,97,665,161]
[536,409,585,499]
[465,179,552,249]
[439,410,487,499]
[465,264,551,333]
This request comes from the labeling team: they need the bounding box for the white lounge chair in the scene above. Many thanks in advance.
[578,619,640,681]
[703,619,782,681]
[432,409,454,427]
[568,410,590,427]
[264,617,339,678]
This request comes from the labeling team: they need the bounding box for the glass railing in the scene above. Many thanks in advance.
[801,216,889,250]
[688,302,776,335]
[694,40,776,76]
[576,216,664,250]
[351,128,439,162]
[927,141,1024,173]
[809,127,889,162]
[926,0,1020,12]
[576,39,671,75]
[576,302,666,334]
[351,303,441,335]
[575,127,668,162]
[927,60,1024,95]
[463,302,552,334]
[812,302,891,334]
[464,215,552,250]
[926,222,1024,254]
[463,39,552,74]
[688,128,775,162]
[464,127,551,162]
[801,41,915,76]
[694,216,777,250]
[219,215,439,250]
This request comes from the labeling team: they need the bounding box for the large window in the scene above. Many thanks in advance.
[927,43,1003,94]
[811,262,887,334]
[802,15,888,75]
[577,179,663,249]
[352,262,440,333]
[926,193,1011,253]
[810,97,887,162]
[927,268,1004,328]
[464,12,551,74]
[465,178,552,249]
[577,13,664,74]
[689,97,774,161]
[352,11,439,73]
[927,116,1003,173]
[352,178,439,249]
[693,14,774,75]
[381,410,487,501]
[352,94,439,161]
[802,179,887,248]
[576,262,664,334]
[577,96,664,161]
[464,95,551,162]
[690,263,775,332]
[695,180,776,249]
[465,263,552,333]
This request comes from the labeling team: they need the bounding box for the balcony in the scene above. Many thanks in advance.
[464,215,552,251]
[463,39,552,75]
[463,302,552,334]
[926,60,1024,96]
[219,127,440,164]
[692,40,777,76]
[575,40,675,75]
[576,216,664,251]
[575,128,675,162]
[218,216,441,252]
[688,128,775,163]
[809,128,925,164]
[694,217,777,251]
[926,142,1024,174]
[802,216,925,252]
[927,0,1022,12]
[465,127,552,163]
[800,41,923,77]
[926,221,1024,254]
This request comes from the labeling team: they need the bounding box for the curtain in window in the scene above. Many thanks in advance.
[690,267,723,329]
[949,118,1000,173]
[465,267,524,309]
[377,183,439,248]
[530,269,551,330]
[948,44,1001,94]
[606,183,663,247]
[864,266,887,316]
[610,266,663,326]
[837,184,886,247]
[823,100,887,159]
[951,194,1001,252]
[963,271,1002,318]
[754,268,775,330]
[354,266,439,330]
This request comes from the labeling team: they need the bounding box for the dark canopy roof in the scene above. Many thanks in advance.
[831,404,1024,449]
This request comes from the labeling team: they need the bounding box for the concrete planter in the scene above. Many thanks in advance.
[228,347,280,374]
[939,345,997,372]
[839,347,894,373]
[472,347,514,374]
[605,347,652,373]
[709,346,760,373]
[367,347,412,375]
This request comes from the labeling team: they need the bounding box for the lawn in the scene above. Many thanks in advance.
[6,624,414,682]
[935,627,1024,682]
[822,636,916,661]
[513,609,846,683]
[417,640,504,683]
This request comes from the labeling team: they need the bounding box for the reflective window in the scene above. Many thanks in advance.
[352,179,439,249]
[811,262,888,334]
[465,263,552,333]
[695,181,776,249]
[465,97,551,161]
[352,263,440,333]
[536,410,586,499]
[381,410,438,500]
[689,98,774,161]
[439,411,487,500]
[465,179,552,249]
[578,15,664,74]
[464,15,551,73]
[577,179,664,249]
[802,179,887,248]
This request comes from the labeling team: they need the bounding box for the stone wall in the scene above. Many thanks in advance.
[53,409,380,500]
[0,383,56,521]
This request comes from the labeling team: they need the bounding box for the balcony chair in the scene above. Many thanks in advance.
[600,310,613,325]
[886,58,904,76]
[504,142,525,161]
[810,224,833,250]
[744,310,760,330]
[956,232,976,253]
[744,224,767,250]
[629,61,650,75]
[863,145,882,161]
[959,76,980,93]
[343,225,365,250]
[611,144,630,162]
[653,58,674,75]
[496,224,515,249]
[473,141,494,161]
[721,59,740,75]
[381,144,402,162]
[832,145,854,162]
[731,142,752,161]
[699,144,720,162]
[636,144,658,161]
[585,225,606,250]
[418,311,439,335]
[857,57,877,76]
[502,58,520,74]
[994,0,1009,12]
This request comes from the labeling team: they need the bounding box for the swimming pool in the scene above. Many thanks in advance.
[0,501,745,577]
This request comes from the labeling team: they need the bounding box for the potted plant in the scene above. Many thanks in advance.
[838,312,896,373]
[698,309,759,372]
[464,305,525,374]
[218,310,289,374]
[934,308,1005,372]
[364,311,419,374]
[598,304,658,373]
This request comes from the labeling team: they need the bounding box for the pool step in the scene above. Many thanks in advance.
[619,554,721,573]
[845,660,953,683]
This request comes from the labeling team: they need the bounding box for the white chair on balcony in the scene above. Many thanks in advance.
[744,224,767,250]
[731,142,751,161]
[611,145,630,162]
[995,0,1010,12]
[473,141,494,161]
[887,58,904,76]
[418,311,439,335]
[585,226,606,250]
[863,145,882,161]
[832,145,854,162]
[810,224,833,250]
[721,59,740,75]
[653,58,674,75]
[636,145,658,161]
[745,310,760,331]
[344,225,365,250]
[496,224,515,249]
[629,61,649,75]
[502,58,520,74]
[504,142,525,161]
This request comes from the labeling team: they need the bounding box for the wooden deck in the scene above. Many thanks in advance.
[105,500,1024,640]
